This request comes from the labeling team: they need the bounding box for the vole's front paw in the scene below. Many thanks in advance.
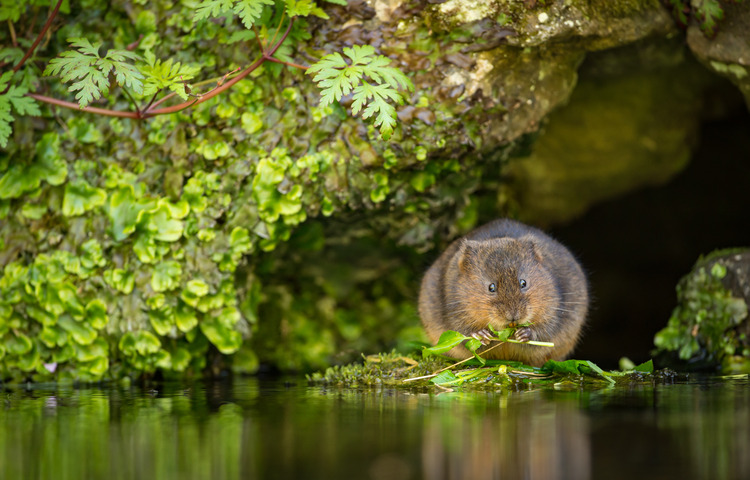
[513,326,532,342]
[471,328,495,345]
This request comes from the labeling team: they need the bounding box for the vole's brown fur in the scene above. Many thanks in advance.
[419,219,588,367]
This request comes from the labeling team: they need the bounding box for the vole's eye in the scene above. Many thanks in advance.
[488,283,497,293]
[519,279,528,289]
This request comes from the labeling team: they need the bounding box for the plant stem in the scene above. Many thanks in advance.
[7,20,17,46]
[265,57,308,70]
[268,12,286,50]
[252,25,265,52]
[26,18,297,120]
[26,93,140,118]
[121,87,141,114]
[144,18,294,117]
[13,0,64,73]
[402,342,505,383]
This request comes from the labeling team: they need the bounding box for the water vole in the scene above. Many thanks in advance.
[419,219,588,366]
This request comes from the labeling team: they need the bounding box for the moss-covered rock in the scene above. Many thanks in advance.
[501,42,716,225]
[686,2,750,107]
[653,249,750,373]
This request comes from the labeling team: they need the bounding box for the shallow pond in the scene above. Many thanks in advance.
[1,375,748,480]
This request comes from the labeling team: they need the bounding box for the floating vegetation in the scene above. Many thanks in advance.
[309,324,681,390]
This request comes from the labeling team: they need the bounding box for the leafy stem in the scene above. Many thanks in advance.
[0,0,64,96]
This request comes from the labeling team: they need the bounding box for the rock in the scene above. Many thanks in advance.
[653,249,750,373]
[687,2,750,107]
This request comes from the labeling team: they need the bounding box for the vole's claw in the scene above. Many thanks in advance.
[471,331,491,345]
[513,326,532,342]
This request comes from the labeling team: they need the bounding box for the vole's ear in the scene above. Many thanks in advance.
[455,240,480,271]
[520,236,543,262]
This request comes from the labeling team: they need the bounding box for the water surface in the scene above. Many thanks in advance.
[1,375,748,480]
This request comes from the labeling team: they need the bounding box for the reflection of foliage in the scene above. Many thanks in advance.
[665,0,745,39]
[653,254,750,373]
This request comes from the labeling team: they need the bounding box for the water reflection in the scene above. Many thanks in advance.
[0,376,747,480]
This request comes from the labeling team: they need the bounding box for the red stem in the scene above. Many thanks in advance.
[26,18,299,120]
[13,0,64,73]
[144,18,295,117]
[26,93,140,118]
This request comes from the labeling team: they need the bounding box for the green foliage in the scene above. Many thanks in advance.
[307,45,414,139]
[695,0,725,38]
[195,0,276,29]
[44,38,144,108]
[139,52,201,101]
[666,0,745,38]
[309,351,662,389]
[0,71,40,147]
[653,257,749,372]
[0,0,502,383]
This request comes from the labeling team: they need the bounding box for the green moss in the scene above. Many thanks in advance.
[653,251,750,373]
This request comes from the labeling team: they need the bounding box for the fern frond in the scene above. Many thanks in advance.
[140,53,201,101]
[0,71,41,148]
[307,45,413,139]
[234,0,275,28]
[44,38,144,108]
[194,0,234,22]
[194,0,274,29]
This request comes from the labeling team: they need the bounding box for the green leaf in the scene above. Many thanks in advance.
[44,38,143,108]
[58,315,98,345]
[200,317,242,354]
[75,338,108,362]
[86,299,109,329]
[422,330,469,357]
[307,45,413,139]
[0,133,66,199]
[149,307,174,336]
[696,0,725,38]
[134,331,161,355]
[152,260,183,292]
[140,52,201,101]
[635,359,654,373]
[6,332,33,355]
[194,0,234,23]
[63,179,107,216]
[143,202,183,242]
[284,0,328,18]
[105,185,148,241]
[0,71,41,147]
[541,359,615,384]
[431,370,460,386]
[104,268,135,294]
[194,0,273,28]
[234,0,275,28]
[176,303,199,332]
